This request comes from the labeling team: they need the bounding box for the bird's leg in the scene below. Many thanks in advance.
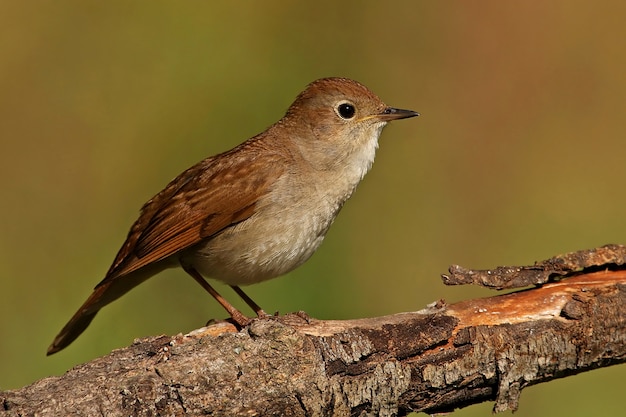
[230,285,269,318]
[182,265,252,327]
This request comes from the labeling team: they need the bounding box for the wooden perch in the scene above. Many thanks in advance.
[2,245,625,416]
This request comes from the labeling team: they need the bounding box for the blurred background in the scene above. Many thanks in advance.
[1,1,625,415]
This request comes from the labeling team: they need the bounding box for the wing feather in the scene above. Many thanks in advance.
[98,141,284,286]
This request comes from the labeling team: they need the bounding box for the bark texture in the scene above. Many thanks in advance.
[2,246,625,416]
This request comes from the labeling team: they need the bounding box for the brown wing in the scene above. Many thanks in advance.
[99,140,285,286]
[47,140,287,355]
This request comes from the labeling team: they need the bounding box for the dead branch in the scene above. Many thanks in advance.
[2,246,625,416]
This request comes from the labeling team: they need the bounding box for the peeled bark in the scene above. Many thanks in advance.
[2,245,625,416]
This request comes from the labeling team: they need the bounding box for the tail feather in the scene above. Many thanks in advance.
[47,309,99,355]
[47,262,169,355]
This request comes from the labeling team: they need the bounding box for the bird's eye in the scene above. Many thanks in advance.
[337,102,356,119]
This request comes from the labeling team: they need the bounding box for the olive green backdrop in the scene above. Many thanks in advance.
[1,1,624,415]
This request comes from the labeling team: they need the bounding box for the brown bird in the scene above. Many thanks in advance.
[47,77,418,355]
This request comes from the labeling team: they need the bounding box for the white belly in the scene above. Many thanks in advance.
[183,203,332,286]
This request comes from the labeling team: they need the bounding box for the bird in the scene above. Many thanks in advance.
[47,77,418,355]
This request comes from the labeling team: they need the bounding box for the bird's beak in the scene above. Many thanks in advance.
[377,107,419,121]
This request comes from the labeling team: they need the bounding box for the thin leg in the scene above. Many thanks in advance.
[182,265,251,327]
[230,285,269,317]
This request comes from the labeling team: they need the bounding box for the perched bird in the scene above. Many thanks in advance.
[47,77,418,355]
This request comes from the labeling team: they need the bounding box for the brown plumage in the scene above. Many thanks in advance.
[47,77,418,355]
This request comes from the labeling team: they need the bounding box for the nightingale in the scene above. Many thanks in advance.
[47,77,418,355]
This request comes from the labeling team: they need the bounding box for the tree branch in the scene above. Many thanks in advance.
[2,246,625,416]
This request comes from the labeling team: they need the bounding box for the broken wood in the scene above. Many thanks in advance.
[2,246,625,416]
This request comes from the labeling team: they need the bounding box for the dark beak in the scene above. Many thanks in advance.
[378,107,419,121]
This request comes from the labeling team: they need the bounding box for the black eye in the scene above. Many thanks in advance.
[337,102,356,119]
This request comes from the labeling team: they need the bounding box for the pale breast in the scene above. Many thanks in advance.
[184,123,384,286]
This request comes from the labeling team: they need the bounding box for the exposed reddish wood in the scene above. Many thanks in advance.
[1,248,625,416]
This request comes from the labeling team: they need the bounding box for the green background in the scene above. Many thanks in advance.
[1,1,625,415]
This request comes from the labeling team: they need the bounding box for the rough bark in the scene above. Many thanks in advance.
[2,245,625,416]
